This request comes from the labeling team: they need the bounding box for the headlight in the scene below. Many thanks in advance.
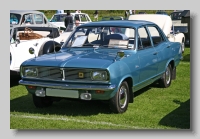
[22,67,38,77]
[91,71,108,81]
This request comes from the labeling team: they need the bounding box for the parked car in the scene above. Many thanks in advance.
[19,20,182,113]
[170,10,190,46]
[49,12,92,30]
[10,10,56,28]
[101,16,124,21]
[138,12,147,14]
[128,14,186,53]
[155,10,168,15]
[10,26,62,75]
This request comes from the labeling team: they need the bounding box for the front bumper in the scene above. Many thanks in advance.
[19,80,116,91]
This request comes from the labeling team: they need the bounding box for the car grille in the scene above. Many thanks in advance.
[37,67,62,80]
[37,67,92,81]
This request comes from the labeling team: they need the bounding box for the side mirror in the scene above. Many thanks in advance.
[15,39,20,47]
[15,39,20,44]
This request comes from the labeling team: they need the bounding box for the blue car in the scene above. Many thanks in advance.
[19,20,182,113]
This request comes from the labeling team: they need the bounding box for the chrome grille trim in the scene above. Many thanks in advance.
[22,66,109,82]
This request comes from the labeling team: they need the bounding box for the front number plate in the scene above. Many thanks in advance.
[46,88,79,98]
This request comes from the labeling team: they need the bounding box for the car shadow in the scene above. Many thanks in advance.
[10,74,21,88]
[10,81,166,116]
[134,82,162,97]
[159,99,190,129]
[10,93,113,116]
[182,54,190,62]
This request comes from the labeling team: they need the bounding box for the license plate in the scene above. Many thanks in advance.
[46,88,79,98]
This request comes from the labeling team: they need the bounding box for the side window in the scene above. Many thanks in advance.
[86,15,90,21]
[80,15,87,22]
[147,26,164,46]
[74,14,80,21]
[22,14,34,24]
[34,14,43,24]
[138,27,152,50]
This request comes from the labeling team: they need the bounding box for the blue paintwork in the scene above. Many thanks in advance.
[19,20,182,101]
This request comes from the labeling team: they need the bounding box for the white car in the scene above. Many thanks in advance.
[10,26,62,75]
[49,12,92,30]
[10,10,56,28]
[128,14,185,53]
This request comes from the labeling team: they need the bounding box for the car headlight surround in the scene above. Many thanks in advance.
[22,67,38,78]
[91,70,108,81]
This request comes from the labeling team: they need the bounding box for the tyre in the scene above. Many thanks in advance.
[159,64,172,88]
[32,95,53,108]
[109,81,129,113]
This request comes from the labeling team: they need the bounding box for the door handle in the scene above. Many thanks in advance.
[153,52,158,55]
[167,45,170,48]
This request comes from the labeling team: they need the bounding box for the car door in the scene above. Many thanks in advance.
[146,25,172,74]
[137,26,159,83]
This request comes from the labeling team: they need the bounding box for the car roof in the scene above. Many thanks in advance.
[10,10,43,14]
[53,12,87,15]
[79,20,155,28]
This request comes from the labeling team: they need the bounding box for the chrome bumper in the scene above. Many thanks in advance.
[19,80,116,91]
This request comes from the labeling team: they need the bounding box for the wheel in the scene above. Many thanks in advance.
[32,95,53,108]
[181,39,185,53]
[109,81,129,113]
[159,64,172,88]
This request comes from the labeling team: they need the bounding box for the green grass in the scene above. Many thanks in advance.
[10,48,190,129]
[44,10,174,21]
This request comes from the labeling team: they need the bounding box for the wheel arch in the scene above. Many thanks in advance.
[38,40,61,56]
[114,75,134,103]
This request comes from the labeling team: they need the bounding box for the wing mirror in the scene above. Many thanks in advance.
[15,39,20,47]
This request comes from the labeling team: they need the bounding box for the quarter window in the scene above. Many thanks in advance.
[34,14,43,24]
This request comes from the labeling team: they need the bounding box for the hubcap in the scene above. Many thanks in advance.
[118,86,127,108]
[165,67,171,84]
[182,42,185,52]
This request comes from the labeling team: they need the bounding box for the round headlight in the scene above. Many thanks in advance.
[29,47,35,54]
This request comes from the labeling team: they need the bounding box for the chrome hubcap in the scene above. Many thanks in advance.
[182,42,185,52]
[165,67,171,84]
[118,86,127,108]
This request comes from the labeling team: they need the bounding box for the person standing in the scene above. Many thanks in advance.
[94,10,98,21]
[64,10,73,31]
[129,10,133,15]
[124,10,129,20]
[75,10,81,13]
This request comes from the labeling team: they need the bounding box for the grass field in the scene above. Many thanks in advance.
[10,47,190,129]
